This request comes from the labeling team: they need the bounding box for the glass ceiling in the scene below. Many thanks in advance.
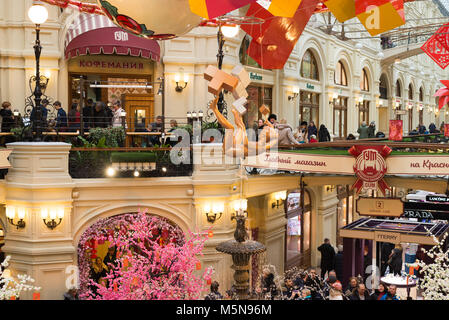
[434,0,449,16]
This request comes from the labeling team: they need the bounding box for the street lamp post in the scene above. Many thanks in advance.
[28,2,48,141]
[216,24,239,115]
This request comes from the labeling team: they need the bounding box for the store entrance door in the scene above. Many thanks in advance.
[122,94,154,131]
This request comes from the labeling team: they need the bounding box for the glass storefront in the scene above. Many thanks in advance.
[333,96,348,139]
[244,85,273,129]
[286,190,311,269]
[299,91,319,126]
[336,185,354,246]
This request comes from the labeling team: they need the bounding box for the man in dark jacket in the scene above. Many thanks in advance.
[318,238,335,279]
[0,101,14,132]
[380,242,395,276]
[54,101,67,129]
[318,124,331,142]
[93,102,109,128]
[82,99,94,129]
[334,244,344,282]
[388,246,403,276]
[349,283,371,300]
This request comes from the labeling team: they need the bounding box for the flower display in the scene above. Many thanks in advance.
[78,210,213,300]
[0,256,41,300]
[417,232,449,300]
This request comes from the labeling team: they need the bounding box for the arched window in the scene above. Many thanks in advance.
[379,74,388,99]
[360,68,369,91]
[419,87,424,102]
[301,50,319,80]
[335,61,348,86]
[239,35,261,68]
[408,84,414,100]
[396,80,402,97]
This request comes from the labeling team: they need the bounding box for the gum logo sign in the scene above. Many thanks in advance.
[349,145,392,195]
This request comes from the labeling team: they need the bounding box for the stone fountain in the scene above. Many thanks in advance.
[216,214,266,299]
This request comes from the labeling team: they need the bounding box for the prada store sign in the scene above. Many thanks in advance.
[68,55,152,75]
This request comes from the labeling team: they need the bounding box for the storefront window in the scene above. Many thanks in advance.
[396,80,402,121]
[300,50,319,80]
[359,101,369,127]
[335,61,348,86]
[333,96,348,138]
[379,74,388,99]
[286,190,311,269]
[419,87,424,125]
[336,185,354,246]
[360,69,369,92]
[244,85,273,129]
[239,35,261,68]
[299,91,319,125]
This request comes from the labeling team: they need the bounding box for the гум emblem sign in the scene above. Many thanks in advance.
[349,145,392,195]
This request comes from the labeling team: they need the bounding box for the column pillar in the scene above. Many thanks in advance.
[2,142,75,300]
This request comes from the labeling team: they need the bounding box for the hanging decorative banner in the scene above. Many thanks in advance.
[433,23,449,52]
[434,80,449,110]
[324,0,356,22]
[445,123,449,137]
[421,34,449,69]
[265,0,303,17]
[355,0,405,36]
[324,0,405,36]
[188,0,257,19]
[348,145,392,195]
[242,0,320,69]
[389,120,403,141]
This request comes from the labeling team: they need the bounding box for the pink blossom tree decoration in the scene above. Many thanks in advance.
[79,210,213,300]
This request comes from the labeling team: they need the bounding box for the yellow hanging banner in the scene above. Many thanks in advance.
[324,0,356,22]
[356,0,405,36]
[267,0,302,18]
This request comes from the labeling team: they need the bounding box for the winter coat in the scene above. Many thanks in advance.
[371,290,388,300]
[307,125,317,140]
[56,108,68,129]
[277,124,300,145]
[294,128,307,143]
[357,124,369,139]
[388,248,403,275]
[349,291,371,300]
[318,125,331,142]
[318,243,335,270]
[367,125,376,138]
[93,108,109,128]
[334,251,344,283]
[429,123,437,133]
[0,109,14,132]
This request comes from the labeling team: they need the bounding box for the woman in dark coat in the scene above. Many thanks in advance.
[318,124,331,142]
[388,246,403,276]
[93,102,109,128]
[307,121,318,140]
[0,101,14,132]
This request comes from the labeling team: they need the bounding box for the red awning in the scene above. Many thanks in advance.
[65,27,160,61]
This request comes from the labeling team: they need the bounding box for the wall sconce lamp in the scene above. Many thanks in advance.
[174,70,189,92]
[355,95,364,106]
[326,185,336,192]
[6,206,26,230]
[288,86,299,101]
[231,199,248,220]
[41,207,64,230]
[272,191,287,209]
[329,92,338,104]
[204,203,224,223]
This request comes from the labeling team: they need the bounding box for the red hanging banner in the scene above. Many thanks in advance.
[433,23,449,52]
[389,120,403,141]
[241,0,320,69]
[421,33,449,69]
